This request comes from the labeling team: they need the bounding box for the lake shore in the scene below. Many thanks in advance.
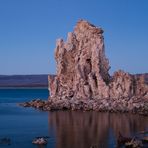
[19,97,148,116]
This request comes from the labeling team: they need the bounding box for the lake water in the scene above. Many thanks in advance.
[0,89,148,148]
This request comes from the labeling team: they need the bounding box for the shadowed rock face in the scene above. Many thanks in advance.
[48,20,148,102]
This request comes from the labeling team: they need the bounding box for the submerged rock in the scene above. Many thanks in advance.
[125,139,143,148]
[0,138,11,145]
[142,136,148,143]
[117,132,148,148]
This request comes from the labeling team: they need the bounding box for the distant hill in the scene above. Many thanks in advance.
[0,73,147,88]
[0,75,48,88]
[135,73,148,84]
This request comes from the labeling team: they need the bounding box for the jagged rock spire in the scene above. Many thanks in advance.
[48,20,148,101]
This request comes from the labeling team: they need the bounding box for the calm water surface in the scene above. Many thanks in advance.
[0,89,148,148]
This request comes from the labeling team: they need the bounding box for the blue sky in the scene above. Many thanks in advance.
[0,0,148,75]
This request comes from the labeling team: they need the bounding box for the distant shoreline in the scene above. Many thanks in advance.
[0,75,49,89]
[0,87,48,89]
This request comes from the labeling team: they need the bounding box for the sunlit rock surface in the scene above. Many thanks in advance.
[19,20,145,114]
[48,20,148,103]
[49,20,110,99]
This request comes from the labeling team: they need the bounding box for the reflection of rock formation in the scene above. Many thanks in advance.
[48,112,148,148]
[48,20,148,102]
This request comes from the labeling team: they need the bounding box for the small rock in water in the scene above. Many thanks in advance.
[32,137,49,145]
[19,20,148,116]
[125,139,143,148]
[0,137,11,145]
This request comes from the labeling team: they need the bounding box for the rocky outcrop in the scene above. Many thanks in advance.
[48,20,111,100]
[48,20,148,102]
[20,20,148,115]
[109,70,148,99]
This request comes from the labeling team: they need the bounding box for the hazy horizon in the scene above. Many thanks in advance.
[0,0,148,75]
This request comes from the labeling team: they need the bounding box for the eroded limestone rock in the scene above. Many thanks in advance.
[48,20,148,103]
[48,20,110,100]
[20,20,148,115]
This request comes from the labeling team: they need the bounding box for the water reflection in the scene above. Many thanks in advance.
[48,111,148,148]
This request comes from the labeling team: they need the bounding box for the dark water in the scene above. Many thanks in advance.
[0,89,148,148]
[0,88,49,103]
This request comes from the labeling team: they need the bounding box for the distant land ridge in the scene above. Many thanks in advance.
[0,74,147,88]
[0,75,49,88]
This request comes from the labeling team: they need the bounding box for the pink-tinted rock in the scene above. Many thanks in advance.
[49,20,148,103]
[49,20,111,100]
[20,20,148,115]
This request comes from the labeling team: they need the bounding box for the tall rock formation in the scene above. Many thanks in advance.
[48,20,148,102]
[19,20,148,114]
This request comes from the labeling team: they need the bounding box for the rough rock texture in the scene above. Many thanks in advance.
[109,70,148,99]
[49,20,110,99]
[20,20,148,115]
[48,20,148,102]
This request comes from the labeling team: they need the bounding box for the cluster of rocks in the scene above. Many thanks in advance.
[0,136,49,146]
[47,20,148,115]
[20,20,148,115]
[117,132,148,148]
[19,99,45,108]
[32,136,49,145]
[19,97,148,115]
